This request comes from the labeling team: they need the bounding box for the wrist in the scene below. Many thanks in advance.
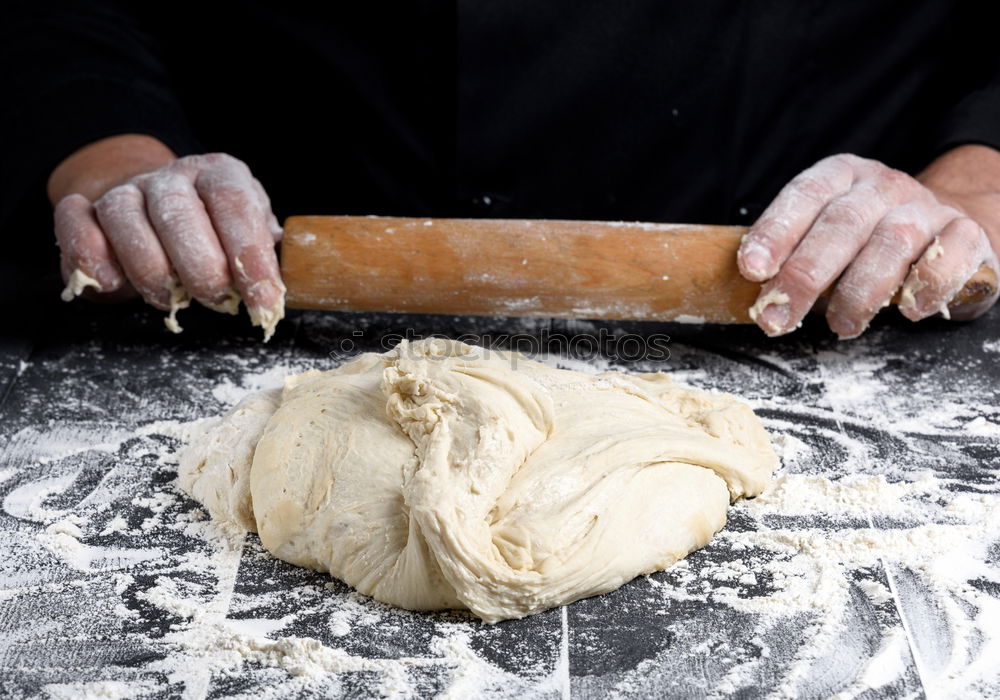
[47,133,177,205]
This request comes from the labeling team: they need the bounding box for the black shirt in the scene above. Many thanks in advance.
[3,1,999,265]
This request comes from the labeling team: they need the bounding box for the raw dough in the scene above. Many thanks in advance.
[164,273,193,334]
[748,289,791,323]
[60,269,102,302]
[179,339,776,622]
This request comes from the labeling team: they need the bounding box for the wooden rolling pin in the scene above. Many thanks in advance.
[280,216,997,323]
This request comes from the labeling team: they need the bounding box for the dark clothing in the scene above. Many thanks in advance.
[3,2,1000,262]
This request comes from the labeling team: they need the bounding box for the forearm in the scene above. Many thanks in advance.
[47,133,176,205]
[918,144,1000,258]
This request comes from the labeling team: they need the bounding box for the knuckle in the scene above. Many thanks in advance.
[196,176,261,220]
[872,218,920,250]
[251,178,272,204]
[935,202,965,221]
[142,174,196,211]
[821,199,869,232]
[875,166,919,199]
[217,200,258,225]
[204,181,250,203]
[780,257,825,294]
[139,173,173,195]
[204,152,248,171]
[94,183,142,214]
[55,192,90,212]
[829,153,865,170]
[99,182,142,202]
[789,176,832,206]
[151,169,188,188]
[866,159,893,177]
[952,216,984,242]
[54,197,92,235]
[880,165,911,188]
[854,179,892,208]
[204,190,260,226]
[746,219,778,243]
[152,188,193,211]
[174,154,205,169]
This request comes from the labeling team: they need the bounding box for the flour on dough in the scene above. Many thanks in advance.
[179,339,776,622]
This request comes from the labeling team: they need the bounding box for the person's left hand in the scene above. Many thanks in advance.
[737,152,1000,338]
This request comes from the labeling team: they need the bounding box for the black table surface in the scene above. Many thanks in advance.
[1,293,998,699]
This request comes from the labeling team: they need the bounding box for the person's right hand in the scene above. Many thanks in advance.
[50,135,285,339]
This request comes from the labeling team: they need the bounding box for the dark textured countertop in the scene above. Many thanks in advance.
[1,294,998,699]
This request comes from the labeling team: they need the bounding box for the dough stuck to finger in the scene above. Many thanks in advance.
[748,288,792,335]
[748,289,790,322]
[164,273,192,333]
[246,279,286,342]
[60,268,102,302]
[179,338,777,622]
[898,269,928,317]
[154,273,284,339]
[925,236,945,261]
[202,286,242,316]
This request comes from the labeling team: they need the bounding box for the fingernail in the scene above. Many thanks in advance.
[745,250,769,274]
[204,286,242,315]
[247,278,285,308]
[829,313,860,339]
[759,303,790,335]
[95,261,124,290]
[742,244,772,277]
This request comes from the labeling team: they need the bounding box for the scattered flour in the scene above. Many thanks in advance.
[209,365,301,406]
[965,416,1000,436]
[3,326,999,698]
[43,679,158,699]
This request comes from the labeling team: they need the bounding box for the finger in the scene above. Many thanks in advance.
[250,176,283,241]
[195,156,285,338]
[94,184,180,311]
[139,167,240,313]
[898,217,1000,322]
[54,194,129,300]
[738,154,859,281]
[749,176,917,336]
[825,202,954,338]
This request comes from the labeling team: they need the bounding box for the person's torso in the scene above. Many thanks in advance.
[155,1,981,225]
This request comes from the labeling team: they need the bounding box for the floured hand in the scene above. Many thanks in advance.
[739,151,1000,339]
[52,138,285,340]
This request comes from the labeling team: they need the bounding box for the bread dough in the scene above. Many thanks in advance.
[180,388,281,532]
[179,339,776,622]
[60,268,102,302]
